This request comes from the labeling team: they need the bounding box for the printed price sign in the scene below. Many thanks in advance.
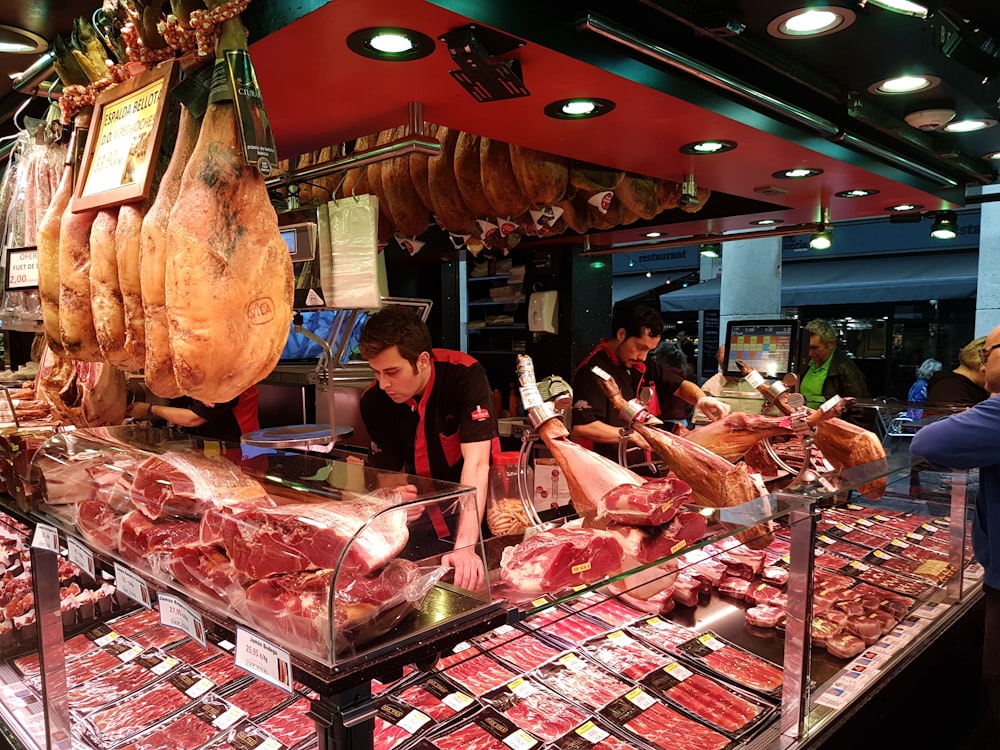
[113,562,151,608]
[157,594,206,646]
[5,247,38,291]
[31,524,59,552]
[235,627,293,693]
[66,537,95,580]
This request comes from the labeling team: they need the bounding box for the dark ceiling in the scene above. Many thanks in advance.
[1,0,998,249]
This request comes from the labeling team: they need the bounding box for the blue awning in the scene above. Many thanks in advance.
[659,252,978,312]
[612,274,676,305]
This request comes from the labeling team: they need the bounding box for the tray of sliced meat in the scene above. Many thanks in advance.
[392,673,477,724]
[442,652,518,697]
[547,717,645,750]
[581,630,674,681]
[373,696,436,750]
[626,616,697,655]
[256,696,317,749]
[674,632,783,697]
[113,692,247,750]
[80,674,196,746]
[520,608,609,648]
[483,634,563,673]
[531,651,632,712]
[480,676,589,742]
[599,689,731,750]
[425,707,541,750]
[196,719,288,750]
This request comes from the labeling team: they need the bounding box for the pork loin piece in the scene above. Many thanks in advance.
[164,93,294,402]
[129,451,272,519]
[597,478,691,525]
[141,107,199,398]
[499,527,624,594]
[216,499,409,579]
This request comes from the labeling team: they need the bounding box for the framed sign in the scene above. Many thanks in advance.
[71,60,178,212]
[5,247,38,291]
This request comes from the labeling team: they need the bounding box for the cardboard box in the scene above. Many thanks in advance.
[532,458,572,511]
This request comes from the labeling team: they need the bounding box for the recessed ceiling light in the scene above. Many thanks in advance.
[942,118,996,133]
[887,203,924,211]
[0,25,47,54]
[772,167,823,179]
[863,0,932,19]
[679,140,737,155]
[835,188,880,198]
[347,27,435,61]
[767,7,856,39]
[750,218,784,225]
[869,74,939,95]
[544,98,616,120]
[645,232,662,238]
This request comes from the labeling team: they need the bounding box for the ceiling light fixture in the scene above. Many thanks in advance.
[767,7,856,38]
[699,243,721,258]
[809,227,833,250]
[835,188,880,198]
[929,210,957,240]
[772,167,823,179]
[0,25,48,54]
[869,74,938,94]
[679,140,737,155]
[544,97,616,119]
[942,118,996,133]
[750,218,784,226]
[858,0,934,19]
[887,203,924,211]
[983,151,1000,161]
[645,232,662,238]
[347,27,436,61]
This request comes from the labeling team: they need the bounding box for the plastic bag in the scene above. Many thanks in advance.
[326,194,382,309]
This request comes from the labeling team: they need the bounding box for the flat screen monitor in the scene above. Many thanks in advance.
[722,318,801,378]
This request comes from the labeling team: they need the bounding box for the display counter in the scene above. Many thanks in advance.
[0,426,981,750]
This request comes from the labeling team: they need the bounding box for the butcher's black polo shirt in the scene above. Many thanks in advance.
[361,349,499,482]
[571,339,683,460]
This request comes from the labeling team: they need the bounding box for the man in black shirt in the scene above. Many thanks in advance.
[359,305,498,590]
[571,304,730,463]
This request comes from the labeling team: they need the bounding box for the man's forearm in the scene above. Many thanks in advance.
[570,420,626,445]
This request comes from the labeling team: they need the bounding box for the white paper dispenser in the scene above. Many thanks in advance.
[528,290,558,334]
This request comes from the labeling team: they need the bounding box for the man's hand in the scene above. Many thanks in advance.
[628,431,652,451]
[441,546,485,591]
[696,396,731,421]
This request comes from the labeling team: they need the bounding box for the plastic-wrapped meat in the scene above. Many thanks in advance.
[822,609,848,628]
[869,608,898,634]
[826,633,867,660]
[482,679,588,741]
[198,655,250,691]
[583,631,671,680]
[499,527,624,594]
[842,529,890,549]
[534,652,631,711]
[746,605,784,628]
[86,680,192,745]
[547,717,638,750]
[720,547,765,580]
[760,566,788,586]
[813,553,851,573]
[580,598,644,628]
[718,577,751,599]
[432,708,539,750]
[115,693,241,750]
[375,698,433,750]
[15,631,102,677]
[813,569,855,592]
[62,649,121,687]
[627,617,696,654]
[226,679,295,720]
[898,543,948,563]
[688,558,727,587]
[197,721,283,750]
[119,512,201,570]
[435,642,478,670]
[471,625,522,651]
[879,555,956,583]
[258,697,316,748]
[846,614,882,644]
[76,499,123,550]
[820,540,871,559]
[396,676,474,722]
[490,635,562,671]
[849,583,914,618]
[811,616,843,646]
[67,661,161,713]
[166,639,220,666]
[132,625,188,651]
[443,654,518,696]
[857,567,930,598]
[672,575,701,607]
[606,695,729,750]
[745,583,783,606]
[521,609,607,645]
[110,608,163,636]
[677,635,783,694]
[834,598,865,617]
[643,667,766,734]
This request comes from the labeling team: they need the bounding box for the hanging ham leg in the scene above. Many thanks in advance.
[116,201,148,370]
[37,127,77,355]
[163,10,293,402]
[90,207,131,367]
[140,106,199,397]
[58,197,102,361]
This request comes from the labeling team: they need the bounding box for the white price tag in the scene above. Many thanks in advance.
[31,524,58,552]
[66,537,95,580]
[214,706,246,730]
[503,729,537,750]
[625,687,656,710]
[234,627,293,693]
[664,662,693,681]
[186,677,213,698]
[119,644,144,662]
[442,691,474,711]
[6,248,39,290]
[696,633,725,651]
[577,721,610,743]
[157,594,206,646]
[559,653,586,672]
[397,709,431,733]
[508,678,536,699]
[743,370,765,388]
[151,656,178,675]
[113,563,151,608]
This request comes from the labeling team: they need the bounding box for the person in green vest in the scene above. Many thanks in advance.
[799,319,871,426]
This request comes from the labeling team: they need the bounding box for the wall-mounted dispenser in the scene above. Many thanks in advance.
[528,290,558,334]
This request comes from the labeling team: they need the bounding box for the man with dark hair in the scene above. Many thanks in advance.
[571,303,730,463]
[359,305,498,590]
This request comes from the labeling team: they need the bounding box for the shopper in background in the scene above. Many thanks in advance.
[910,324,1000,733]
[650,343,692,425]
[571,303,730,464]
[926,336,990,406]
[799,319,873,429]
[358,305,498,590]
[907,358,942,404]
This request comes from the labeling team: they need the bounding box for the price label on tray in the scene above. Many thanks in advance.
[442,691,474,712]
[624,687,656,710]
[696,633,725,651]
[31,523,58,552]
[235,627,293,693]
[576,721,610,744]
[504,729,539,750]
[558,653,587,671]
[66,537,95,580]
[113,562,151,608]
[158,594,207,647]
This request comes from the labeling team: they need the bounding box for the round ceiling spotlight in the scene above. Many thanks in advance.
[750,218,784,226]
[0,25,48,54]
[679,140,737,155]
[886,203,924,212]
[943,118,997,133]
[772,167,823,179]
[809,227,833,250]
[644,232,662,238]
[835,188,880,198]
[929,211,958,240]
[869,74,939,95]
[767,7,856,38]
[347,27,436,61]
[863,0,933,19]
[544,98,616,120]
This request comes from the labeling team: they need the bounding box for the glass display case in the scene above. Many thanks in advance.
[0,425,982,750]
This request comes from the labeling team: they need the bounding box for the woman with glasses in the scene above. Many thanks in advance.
[925,335,990,407]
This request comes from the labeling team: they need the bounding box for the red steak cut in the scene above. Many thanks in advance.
[130,451,273,519]
[597,478,691,525]
[216,498,409,578]
[499,527,624,594]
[119,511,200,570]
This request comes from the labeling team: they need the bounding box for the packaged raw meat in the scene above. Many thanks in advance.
[108,607,162,637]
[811,616,843,646]
[195,655,252,693]
[443,653,518,696]
[394,674,476,723]
[257,697,317,748]
[582,630,673,680]
[488,634,562,672]
[499,527,625,594]
[856,566,931,598]
[846,613,883,644]
[520,609,608,646]
[374,697,435,750]
[469,624,523,652]
[826,633,867,660]
[547,717,639,750]
[114,692,247,750]
[131,624,188,651]
[533,651,631,711]
[675,632,783,696]
[66,659,164,715]
[671,575,702,608]
[577,596,644,628]
[427,707,540,750]
[718,576,751,599]
[626,616,697,654]
[745,605,784,628]
[197,720,285,750]
[82,676,195,745]
[641,660,775,737]
[166,638,222,666]
[434,641,478,671]
[761,566,788,586]
[226,679,298,720]
[745,582,783,606]
[599,692,729,750]
[481,676,588,741]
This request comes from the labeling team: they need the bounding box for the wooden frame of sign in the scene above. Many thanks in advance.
[71,60,178,212]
